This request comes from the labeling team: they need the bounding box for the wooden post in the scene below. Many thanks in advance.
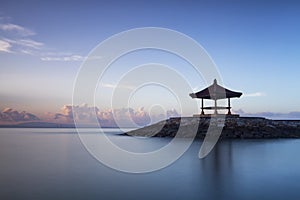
[201,98,204,115]
[228,98,231,115]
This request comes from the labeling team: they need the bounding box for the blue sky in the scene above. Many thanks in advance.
[0,0,300,120]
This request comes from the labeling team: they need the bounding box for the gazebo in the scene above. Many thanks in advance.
[189,79,242,115]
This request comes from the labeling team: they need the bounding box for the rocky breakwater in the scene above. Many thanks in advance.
[125,117,300,139]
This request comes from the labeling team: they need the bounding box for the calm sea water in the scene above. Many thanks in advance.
[1,128,300,200]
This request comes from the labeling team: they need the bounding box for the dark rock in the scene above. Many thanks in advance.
[126,116,300,139]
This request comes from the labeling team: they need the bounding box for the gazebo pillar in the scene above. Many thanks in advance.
[214,98,218,114]
[201,98,204,115]
[227,98,231,115]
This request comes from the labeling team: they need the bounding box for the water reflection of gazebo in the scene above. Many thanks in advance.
[189,79,242,115]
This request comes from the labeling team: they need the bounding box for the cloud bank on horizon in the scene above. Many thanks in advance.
[48,104,180,127]
[234,109,300,120]
[0,104,179,127]
[1,105,300,127]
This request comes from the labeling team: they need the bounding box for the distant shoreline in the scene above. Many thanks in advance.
[0,122,135,129]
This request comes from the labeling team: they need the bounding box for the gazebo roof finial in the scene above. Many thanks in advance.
[213,79,217,85]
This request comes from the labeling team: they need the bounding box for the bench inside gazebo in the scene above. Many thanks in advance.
[189,79,242,116]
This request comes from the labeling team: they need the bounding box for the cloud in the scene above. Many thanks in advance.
[0,17,91,62]
[3,38,44,49]
[2,37,86,61]
[0,108,39,124]
[48,104,180,127]
[0,40,11,52]
[110,107,151,127]
[1,34,85,61]
[15,39,43,49]
[40,55,85,62]
[234,109,300,119]
[0,21,43,55]
[0,23,35,36]
[166,109,179,118]
[47,104,99,124]
[100,83,135,90]
[243,92,266,97]
[40,55,101,62]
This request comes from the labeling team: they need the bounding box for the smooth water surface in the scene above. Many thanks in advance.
[1,128,300,200]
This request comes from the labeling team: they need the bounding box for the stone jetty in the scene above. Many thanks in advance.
[125,116,300,139]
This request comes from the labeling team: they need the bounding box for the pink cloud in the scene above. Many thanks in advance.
[48,104,179,127]
[0,108,39,124]
[0,39,11,52]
